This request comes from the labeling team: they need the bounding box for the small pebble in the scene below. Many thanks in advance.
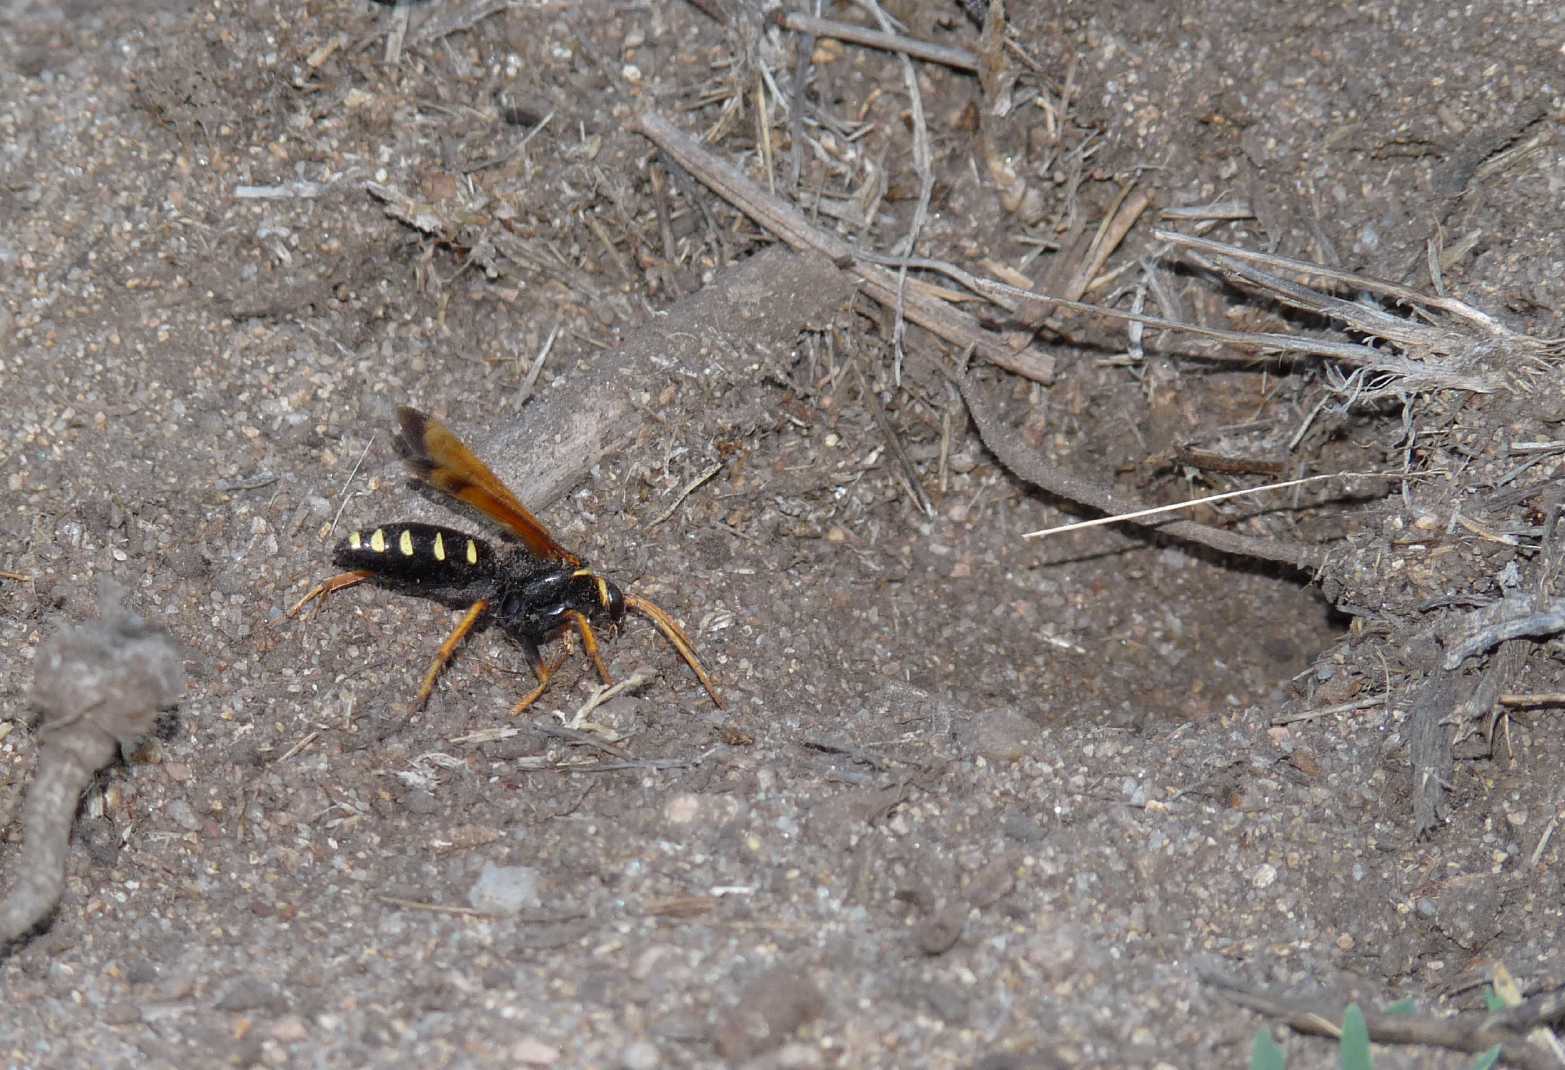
[620,1039,659,1070]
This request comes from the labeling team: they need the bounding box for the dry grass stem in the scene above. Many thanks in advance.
[325,433,375,540]
[857,238,1556,394]
[515,323,561,408]
[1022,472,1396,541]
[649,463,724,527]
[374,895,500,918]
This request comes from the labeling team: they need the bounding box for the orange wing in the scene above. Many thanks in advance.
[395,406,580,565]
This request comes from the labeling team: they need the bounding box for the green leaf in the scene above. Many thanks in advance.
[1481,985,1508,1012]
[1339,1004,1372,1070]
[1468,1045,1501,1070]
[1380,997,1416,1016]
[1250,1029,1287,1070]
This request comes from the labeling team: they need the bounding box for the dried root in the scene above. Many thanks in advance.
[0,581,184,945]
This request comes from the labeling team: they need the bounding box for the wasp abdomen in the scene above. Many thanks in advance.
[334,522,495,583]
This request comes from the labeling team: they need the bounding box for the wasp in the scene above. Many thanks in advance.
[290,407,722,714]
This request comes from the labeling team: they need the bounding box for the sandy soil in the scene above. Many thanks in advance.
[2,1,1563,1067]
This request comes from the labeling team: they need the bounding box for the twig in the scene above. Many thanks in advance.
[1498,692,1565,707]
[629,111,1056,383]
[774,11,978,72]
[0,570,30,582]
[277,730,320,763]
[785,1,817,192]
[649,162,678,265]
[1156,229,1530,334]
[1160,201,1254,221]
[1271,694,1387,725]
[233,181,330,200]
[1022,184,1150,325]
[754,75,775,196]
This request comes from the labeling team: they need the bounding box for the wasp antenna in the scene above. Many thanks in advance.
[623,595,723,708]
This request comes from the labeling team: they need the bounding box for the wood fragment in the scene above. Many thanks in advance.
[775,12,978,72]
[1498,692,1565,707]
[375,245,853,523]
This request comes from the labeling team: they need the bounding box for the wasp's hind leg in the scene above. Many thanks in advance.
[415,599,490,709]
[288,569,374,618]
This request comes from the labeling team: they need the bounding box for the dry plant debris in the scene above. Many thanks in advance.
[628,0,1565,835]
[1204,970,1565,1070]
[0,582,184,945]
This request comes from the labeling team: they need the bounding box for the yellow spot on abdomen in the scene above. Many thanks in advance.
[398,529,414,556]
[370,529,387,553]
[466,539,479,565]
[349,531,362,550]
[433,532,446,561]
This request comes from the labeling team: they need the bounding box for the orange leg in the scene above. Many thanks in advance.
[624,595,723,708]
[415,599,490,709]
[567,610,615,686]
[510,648,571,716]
[288,569,374,618]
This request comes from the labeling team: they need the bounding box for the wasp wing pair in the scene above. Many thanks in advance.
[290,407,722,714]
